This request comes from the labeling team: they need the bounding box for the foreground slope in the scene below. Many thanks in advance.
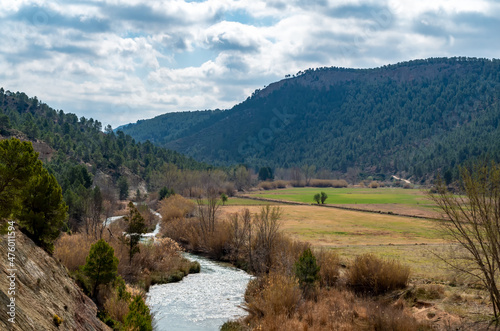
[0,232,110,330]
[120,57,500,181]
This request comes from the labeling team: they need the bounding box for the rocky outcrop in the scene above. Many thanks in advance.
[0,230,110,331]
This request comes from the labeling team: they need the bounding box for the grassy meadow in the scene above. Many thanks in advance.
[224,188,454,281]
[243,187,442,218]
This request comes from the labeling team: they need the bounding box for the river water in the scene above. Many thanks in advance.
[146,253,252,331]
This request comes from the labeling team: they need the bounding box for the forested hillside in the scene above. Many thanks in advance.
[119,57,500,182]
[0,89,209,228]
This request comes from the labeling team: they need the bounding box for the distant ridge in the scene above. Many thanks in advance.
[119,57,500,182]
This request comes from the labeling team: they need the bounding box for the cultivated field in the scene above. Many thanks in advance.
[242,187,442,218]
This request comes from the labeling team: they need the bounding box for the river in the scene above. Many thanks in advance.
[146,253,252,331]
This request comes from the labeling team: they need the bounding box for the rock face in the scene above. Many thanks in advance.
[0,230,110,331]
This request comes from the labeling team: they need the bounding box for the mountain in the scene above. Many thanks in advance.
[118,57,500,182]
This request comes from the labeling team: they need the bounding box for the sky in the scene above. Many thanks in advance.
[1,0,499,128]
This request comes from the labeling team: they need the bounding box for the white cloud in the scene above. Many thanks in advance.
[0,0,498,128]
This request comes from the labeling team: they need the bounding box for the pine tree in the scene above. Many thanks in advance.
[294,248,320,288]
[83,239,119,297]
[18,168,67,253]
[0,138,42,231]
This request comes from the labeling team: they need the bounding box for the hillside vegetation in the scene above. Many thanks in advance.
[119,57,500,182]
[0,89,209,229]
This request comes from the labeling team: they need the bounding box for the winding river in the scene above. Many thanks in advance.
[146,253,252,331]
[107,207,251,330]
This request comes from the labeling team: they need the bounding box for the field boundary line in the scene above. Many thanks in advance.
[236,194,440,221]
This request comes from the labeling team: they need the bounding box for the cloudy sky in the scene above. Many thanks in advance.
[1,0,499,128]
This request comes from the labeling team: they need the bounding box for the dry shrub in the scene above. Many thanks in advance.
[290,180,306,187]
[136,203,157,231]
[309,179,348,188]
[366,301,431,331]
[347,254,410,295]
[315,249,340,287]
[244,286,428,331]
[270,234,310,275]
[331,179,348,188]
[369,181,379,188]
[414,284,445,300]
[274,180,289,189]
[403,182,413,189]
[54,233,96,271]
[259,181,276,190]
[206,221,233,260]
[159,194,195,222]
[223,182,236,196]
[104,291,129,323]
[244,272,301,319]
[309,179,332,187]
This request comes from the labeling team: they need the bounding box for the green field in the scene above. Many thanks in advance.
[246,187,432,206]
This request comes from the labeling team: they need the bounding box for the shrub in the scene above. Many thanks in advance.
[320,192,328,204]
[221,193,228,205]
[54,233,96,272]
[315,249,340,287]
[220,321,244,331]
[369,181,379,188]
[347,254,410,295]
[244,273,301,318]
[159,194,195,222]
[331,179,348,188]
[290,180,306,187]
[313,193,321,204]
[189,261,201,273]
[274,180,288,188]
[103,287,130,323]
[158,187,175,200]
[124,295,153,331]
[53,314,63,327]
[258,181,276,190]
[309,179,332,187]
[403,182,413,189]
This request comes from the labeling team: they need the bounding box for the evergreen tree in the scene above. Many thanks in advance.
[124,295,153,331]
[117,176,129,200]
[18,168,67,253]
[294,248,320,288]
[0,138,42,232]
[122,202,147,264]
[83,239,119,297]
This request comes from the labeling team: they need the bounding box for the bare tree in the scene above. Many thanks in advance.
[196,187,221,239]
[229,208,252,261]
[301,164,316,186]
[429,162,500,323]
[254,205,282,273]
[84,186,104,239]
